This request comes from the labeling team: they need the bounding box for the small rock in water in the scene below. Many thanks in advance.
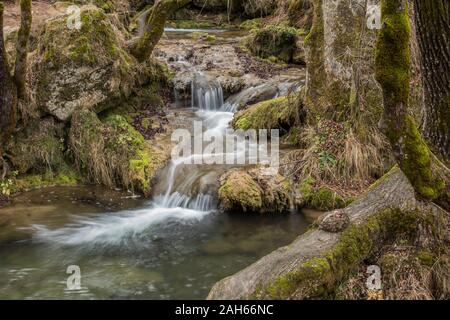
[318,209,350,233]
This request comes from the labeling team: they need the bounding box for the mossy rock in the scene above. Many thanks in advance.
[232,96,298,135]
[246,25,299,63]
[69,109,164,195]
[32,5,137,122]
[218,168,292,214]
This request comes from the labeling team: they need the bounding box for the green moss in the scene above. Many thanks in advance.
[218,172,263,213]
[240,18,263,30]
[12,167,82,193]
[375,1,444,200]
[246,25,300,63]
[232,97,297,134]
[417,250,436,267]
[261,208,436,299]
[298,178,349,211]
[69,110,164,195]
[40,6,129,68]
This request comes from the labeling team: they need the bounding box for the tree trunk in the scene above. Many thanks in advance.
[413,0,450,159]
[13,0,32,100]
[375,0,444,200]
[131,0,191,62]
[0,2,18,159]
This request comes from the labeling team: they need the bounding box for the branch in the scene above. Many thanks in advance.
[131,0,191,62]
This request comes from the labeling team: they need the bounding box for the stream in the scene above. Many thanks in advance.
[0,28,311,299]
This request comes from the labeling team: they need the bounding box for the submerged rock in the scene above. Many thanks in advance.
[218,167,292,214]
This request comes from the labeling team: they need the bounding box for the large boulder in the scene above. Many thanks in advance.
[31,6,139,122]
[218,167,292,214]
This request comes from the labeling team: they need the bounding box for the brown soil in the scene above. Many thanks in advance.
[3,0,65,31]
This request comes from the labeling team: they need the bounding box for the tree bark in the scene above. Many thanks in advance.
[375,0,444,200]
[13,0,32,100]
[0,2,18,159]
[131,0,191,62]
[413,0,450,159]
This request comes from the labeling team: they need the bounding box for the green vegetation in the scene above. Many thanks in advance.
[375,0,444,200]
[246,25,300,63]
[232,97,298,134]
[261,207,442,299]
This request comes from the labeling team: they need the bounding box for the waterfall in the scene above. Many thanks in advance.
[34,76,231,246]
[191,73,224,110]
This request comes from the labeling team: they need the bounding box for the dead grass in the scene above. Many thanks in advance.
[281,119,391,192]
[335,247,450,300]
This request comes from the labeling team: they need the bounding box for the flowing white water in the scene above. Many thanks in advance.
[34,77,239,247]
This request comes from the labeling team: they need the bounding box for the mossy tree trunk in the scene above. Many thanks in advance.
[303,0,325,119]
[13,0,32,100]
[413,0,449,159]
[131,0,191,62]
[375,0,444,200]
[0,2,18,162]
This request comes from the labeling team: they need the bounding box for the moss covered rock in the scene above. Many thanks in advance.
[69,109,166,195]
[218,167,292,213]
[232,96,298,135]
[32,5,138,122]
[246,25,299,63]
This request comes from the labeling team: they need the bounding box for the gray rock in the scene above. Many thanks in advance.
[317,209,350,233]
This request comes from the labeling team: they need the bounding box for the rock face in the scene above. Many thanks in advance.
[31,6,138,122]
[218,167,292,214]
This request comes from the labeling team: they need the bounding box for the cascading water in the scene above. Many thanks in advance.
[33,74,239,247]
[0,29,310,300]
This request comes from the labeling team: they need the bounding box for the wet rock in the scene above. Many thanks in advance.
[227,82,279,111]
[218,167,292,214]
[317,209,350,233]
